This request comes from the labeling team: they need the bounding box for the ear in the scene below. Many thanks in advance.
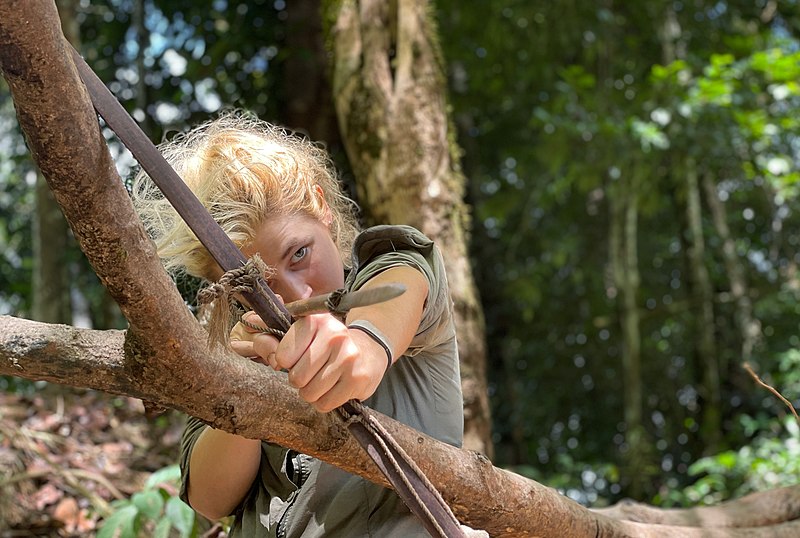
[315,185,333,228]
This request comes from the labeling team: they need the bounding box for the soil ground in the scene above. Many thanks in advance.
[0,384,190,537]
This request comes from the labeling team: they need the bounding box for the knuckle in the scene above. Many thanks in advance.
[298,385,315,402]
[274,353,288,370]
[287,368,300,386]
[340,345,360,368]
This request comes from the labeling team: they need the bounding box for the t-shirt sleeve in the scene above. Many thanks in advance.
[178,415,209,507]
[346,225,455,356]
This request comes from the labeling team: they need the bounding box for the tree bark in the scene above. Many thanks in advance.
[3,316,800,538]
[608,173,649,498]
[328,0,493,458]
[593,484,800,528]
[684,159,722,453]
[701,174,760,365]
[658,9,722,453]
[30,0,79,325]
[32,172,71,324]
[3,1,800,536]
[282,0,341,146]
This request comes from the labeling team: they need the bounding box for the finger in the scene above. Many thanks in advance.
[230,321,256,341]
[261,351,278,370]
[297,360,339,404]
[275,316,318,371]
[311,380,353,413]
[253,333,281,368]
[248,352,273,368]
[240,312,268,333]
[287,333,338,389]
[230,340,256,358]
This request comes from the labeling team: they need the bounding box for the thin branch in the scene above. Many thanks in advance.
[743,362,800,424]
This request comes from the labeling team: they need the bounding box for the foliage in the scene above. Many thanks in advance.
[98,465,197,538]
[438,0,800,501]
[510,456,622,507]
[662,348,800,506]
[668,416,800,506]
[0,82,35,317]
[3,0,800,520]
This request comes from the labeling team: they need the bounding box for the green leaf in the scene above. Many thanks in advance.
[165,497,195,538]
[145,464,182,490]
[132,490,164,520]
[153,518,173,538]
[97,505,139,538]
[710,53,735,68]
[717,451,737,470]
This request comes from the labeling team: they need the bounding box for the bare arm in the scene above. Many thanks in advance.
[247,265,429,412]
[345,265,429,366]
[186,428,261,520]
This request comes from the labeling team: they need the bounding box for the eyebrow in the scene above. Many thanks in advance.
[280,234,311,261]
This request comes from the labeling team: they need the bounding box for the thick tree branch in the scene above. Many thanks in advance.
[0,316,594,537]
[594,485,800,527]
[2,1,799,537]
[331,0,494,459]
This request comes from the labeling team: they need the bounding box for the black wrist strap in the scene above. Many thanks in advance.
[348,322,393,371]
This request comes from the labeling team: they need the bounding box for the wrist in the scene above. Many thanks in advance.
[347,320,393,372]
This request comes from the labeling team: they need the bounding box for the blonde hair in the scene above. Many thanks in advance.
[132,110,360,281]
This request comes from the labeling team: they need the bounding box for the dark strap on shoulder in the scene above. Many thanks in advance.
[70,45,466,538]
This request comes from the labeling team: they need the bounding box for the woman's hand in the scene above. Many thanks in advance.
[231,266,429,413]
[229,321,275,368]
[241,312,387,412]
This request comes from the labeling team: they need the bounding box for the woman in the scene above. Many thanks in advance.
[133,111,464,537]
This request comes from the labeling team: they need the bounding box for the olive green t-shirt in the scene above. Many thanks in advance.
[180,225,463,537]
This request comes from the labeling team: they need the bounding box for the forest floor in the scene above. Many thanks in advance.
[0,384,189,537]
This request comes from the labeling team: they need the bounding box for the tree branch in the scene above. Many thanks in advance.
[2,1,799,536]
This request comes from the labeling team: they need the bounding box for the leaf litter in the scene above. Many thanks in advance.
[0,385,185,537]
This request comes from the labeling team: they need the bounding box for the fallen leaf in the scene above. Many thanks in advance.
[33,483,63,510]
[52,497,81,532]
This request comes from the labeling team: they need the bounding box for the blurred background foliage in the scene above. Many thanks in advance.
[1,0,799,510]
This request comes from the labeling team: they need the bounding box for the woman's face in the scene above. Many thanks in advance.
[243,213,344,303]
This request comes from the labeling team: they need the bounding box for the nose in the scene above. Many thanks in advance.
[273,271,313,303]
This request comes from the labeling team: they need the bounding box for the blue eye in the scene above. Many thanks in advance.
[292,246,308,262]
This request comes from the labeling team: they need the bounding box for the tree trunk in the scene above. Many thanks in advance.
[3,1,800,536]
[32,172,71,324]
[328,0,493,458]
[608,174,648,498]
[701,173,760,365]
[659,8,722,453]
[30,0,79,325]
[282,0,341,146]
[684,159,722,453]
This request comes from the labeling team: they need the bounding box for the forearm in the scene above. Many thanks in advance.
[346,265,429,363]
[187,427,262,520]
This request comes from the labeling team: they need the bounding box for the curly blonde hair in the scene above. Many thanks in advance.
[132,111,360,281]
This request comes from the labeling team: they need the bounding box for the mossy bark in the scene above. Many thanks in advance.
[4,1,800,536]
[328,0,493,458]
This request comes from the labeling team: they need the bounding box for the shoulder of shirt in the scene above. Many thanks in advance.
[352,225,434,258]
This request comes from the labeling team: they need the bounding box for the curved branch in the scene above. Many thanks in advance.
[594,485,800,528]
[2,316,800,535]
[2,2,799,537]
